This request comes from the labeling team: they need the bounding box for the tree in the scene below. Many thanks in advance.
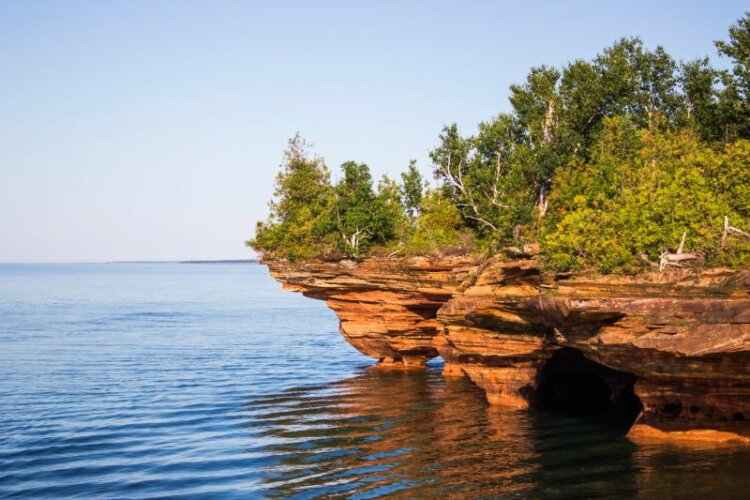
[430,123,471,195]
[332,161,376,256]
[681,58,722,140]
[557,58,607,157]
[247,134,334,260]
[331,162,401,257]
[509,65,561,149]
[633,45,682,129]
[543,121,749,273]
[509,65,561,216]
[430,116,534,241]
[716,12,750,99]
[400,160,425,220]
[715,11,750,138]
[406,189,466,254]
[377,174,408,247]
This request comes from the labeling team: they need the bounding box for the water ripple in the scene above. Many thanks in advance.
[2,264,750,498]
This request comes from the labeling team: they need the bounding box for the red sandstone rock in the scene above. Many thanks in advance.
[264,254,750,443]
[437,258,750,442]
[264,256,477,366]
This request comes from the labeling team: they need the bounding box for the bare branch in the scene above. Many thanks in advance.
[729,226,750,237]
[723,216,750,249]
[443,152,501,232]
[462,213,499,232]
[676,231,687,254]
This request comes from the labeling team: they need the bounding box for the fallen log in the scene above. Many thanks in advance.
[659,231,700,272]
[501,243,540,259]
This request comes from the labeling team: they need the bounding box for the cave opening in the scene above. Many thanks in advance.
[536,347,642,430]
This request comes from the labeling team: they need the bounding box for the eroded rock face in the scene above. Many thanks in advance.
[438,258,750,442]
[437,259,554,408]
[264,255,750,443]
[264,256,477,366]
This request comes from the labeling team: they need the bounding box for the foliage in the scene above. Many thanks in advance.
[403,190,467,254]
[714,140,750,218]
[330,162,405,257]
[400,160,426,220]
[251,12,750,271]
[429,37,697,245]
[543,120,750,273]
[247,134,334,261]
[430,115,535,242]
[715,11,750,139]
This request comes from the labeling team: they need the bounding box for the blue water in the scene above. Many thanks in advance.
[1,263,750,498]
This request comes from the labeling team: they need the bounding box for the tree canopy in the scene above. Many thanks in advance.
[249,12,750,272]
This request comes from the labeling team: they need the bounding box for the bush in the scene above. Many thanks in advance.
[543,121,750,273]
[403,190,469,254]
[247,135,335,261]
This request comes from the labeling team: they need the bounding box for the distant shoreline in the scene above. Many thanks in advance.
[107,259,259,265]
[0,260,260,265]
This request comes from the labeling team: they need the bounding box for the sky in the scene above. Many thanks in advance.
[1,1,747,262]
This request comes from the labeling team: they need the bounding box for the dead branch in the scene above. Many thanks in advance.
[501,243,540,259]
[722,216,750,249]
[659,231,700,272]
[676,230,686,254]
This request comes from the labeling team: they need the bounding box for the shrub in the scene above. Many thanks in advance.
[543,122,750,273]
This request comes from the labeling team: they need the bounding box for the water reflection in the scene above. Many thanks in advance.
[243,367,750,498]
[4,264,749,497]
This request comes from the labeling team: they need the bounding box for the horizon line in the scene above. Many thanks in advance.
[0,258,259,265]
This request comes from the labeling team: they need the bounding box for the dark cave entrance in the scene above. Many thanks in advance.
[536,348,642,429]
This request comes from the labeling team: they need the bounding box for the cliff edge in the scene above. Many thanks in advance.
[263,256,750,443]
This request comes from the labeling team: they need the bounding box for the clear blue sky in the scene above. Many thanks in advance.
[1,1,746,262]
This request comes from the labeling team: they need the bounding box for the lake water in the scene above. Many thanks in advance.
[1,263,750,498]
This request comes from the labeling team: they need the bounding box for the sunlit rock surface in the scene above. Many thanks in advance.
[264,256,478,366]
[264,255,750,443]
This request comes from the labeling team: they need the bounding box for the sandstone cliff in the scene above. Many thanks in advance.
[263,256,750,443]
[265,256,478,366]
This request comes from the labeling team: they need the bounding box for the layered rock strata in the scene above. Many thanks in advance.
[264,256,477,366]
[438,258,750,442]
[265,255,750,443]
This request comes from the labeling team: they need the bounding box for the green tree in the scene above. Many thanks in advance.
[377,174,408,246]
[430,123,471,199]
[400,160,425,220]
[681,58,722,140]
[332,161,376,256]
[715,11,750,138]
[406,189,466,254]
[331,162,401,257]
[709,140,750,218]
[543,121,750,272]
[430,115,535,242]
[247,134,334,260]
[509,65,561,149]
[509,66,561,216]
